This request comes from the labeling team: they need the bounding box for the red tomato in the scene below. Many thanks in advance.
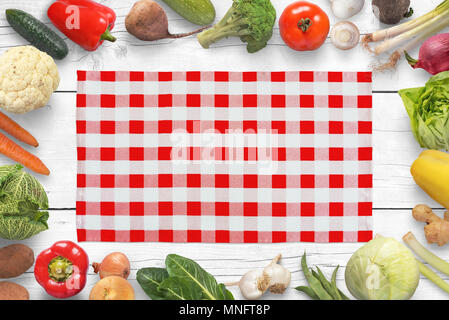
[279,1,330,51]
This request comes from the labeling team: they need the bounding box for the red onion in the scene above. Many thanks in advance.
[406,33,449,75]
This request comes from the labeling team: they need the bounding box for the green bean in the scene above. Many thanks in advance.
[331,266,339,284]
[295,286,319,300]
[301,253,333,300]
[316,267,342,300]
[330,266,342,300]
[311,269,320,280]
[338,289,350,300]
[330,266,352,300]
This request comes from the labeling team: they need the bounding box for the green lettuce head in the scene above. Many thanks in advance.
[399,71,449,150]
[0,164,49,240]
[345,236,419,300]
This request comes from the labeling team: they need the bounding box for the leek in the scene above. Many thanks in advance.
[403,232,449,295]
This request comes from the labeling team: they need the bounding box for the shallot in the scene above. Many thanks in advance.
[405,33,449,75]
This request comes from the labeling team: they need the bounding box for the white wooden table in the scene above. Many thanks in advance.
[0,0,446,300]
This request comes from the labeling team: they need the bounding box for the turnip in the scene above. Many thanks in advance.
[125,0,209,41]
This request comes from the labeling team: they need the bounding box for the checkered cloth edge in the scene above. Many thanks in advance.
[76,71,373,243]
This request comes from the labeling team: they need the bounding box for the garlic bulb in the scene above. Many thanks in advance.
[227,254,291,300]
[264,259,292,294]
[330,0,365,19]
[238,269,270,300]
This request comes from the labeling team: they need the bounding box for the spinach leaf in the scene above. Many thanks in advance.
[219,283,235,300]
[136,267,170,300]
[165,254,233,300]
[158,276,203,300]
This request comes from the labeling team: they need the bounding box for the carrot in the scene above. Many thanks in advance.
[0,132,49,175]
[0,111,38,147]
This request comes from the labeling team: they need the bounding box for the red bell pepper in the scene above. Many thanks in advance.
[34,241,89,299]
[47,0,116,51]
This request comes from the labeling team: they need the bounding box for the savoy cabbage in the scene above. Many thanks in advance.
[0,164,48,240]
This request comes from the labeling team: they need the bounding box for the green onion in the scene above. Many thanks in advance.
[362,0,449,70]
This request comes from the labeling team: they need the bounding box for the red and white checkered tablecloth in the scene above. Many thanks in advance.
[76,71,373,243]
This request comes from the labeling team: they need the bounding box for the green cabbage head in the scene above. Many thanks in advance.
[345,236,419,300]
[399,71,449,150]
[0,164,49,240]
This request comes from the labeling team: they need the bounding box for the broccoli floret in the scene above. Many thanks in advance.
[197,0,276,53]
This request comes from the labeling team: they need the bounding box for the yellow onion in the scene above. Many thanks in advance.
[92,252,130,279]
[89,276,135,300]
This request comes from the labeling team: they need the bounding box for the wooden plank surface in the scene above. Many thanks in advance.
[0,0,443,91]
[1,210,448,300]
[0,0,446,300]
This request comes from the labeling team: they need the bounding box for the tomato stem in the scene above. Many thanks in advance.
[298,18,312,32]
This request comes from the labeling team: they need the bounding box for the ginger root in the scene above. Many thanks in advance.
[412,204,449,246]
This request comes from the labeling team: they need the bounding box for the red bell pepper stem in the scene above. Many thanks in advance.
[101,27,116,43]
[48,256,73,282]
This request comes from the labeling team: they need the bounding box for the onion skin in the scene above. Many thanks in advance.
[407,33,449,75]
[92,252,130,279]
[89,276,135,300]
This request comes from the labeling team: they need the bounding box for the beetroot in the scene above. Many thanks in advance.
[406,33,449,75]
[125,0,208,41]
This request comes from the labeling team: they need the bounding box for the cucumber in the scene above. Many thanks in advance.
[6,9,68,60]
[162,0,216,26]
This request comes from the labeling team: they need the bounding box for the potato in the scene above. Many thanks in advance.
[0,281,29,300]
[0,244,34,278]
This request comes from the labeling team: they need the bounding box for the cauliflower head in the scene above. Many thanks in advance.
[0,46,60,114]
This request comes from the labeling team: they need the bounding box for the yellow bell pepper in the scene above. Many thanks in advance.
[411,150,449,209]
